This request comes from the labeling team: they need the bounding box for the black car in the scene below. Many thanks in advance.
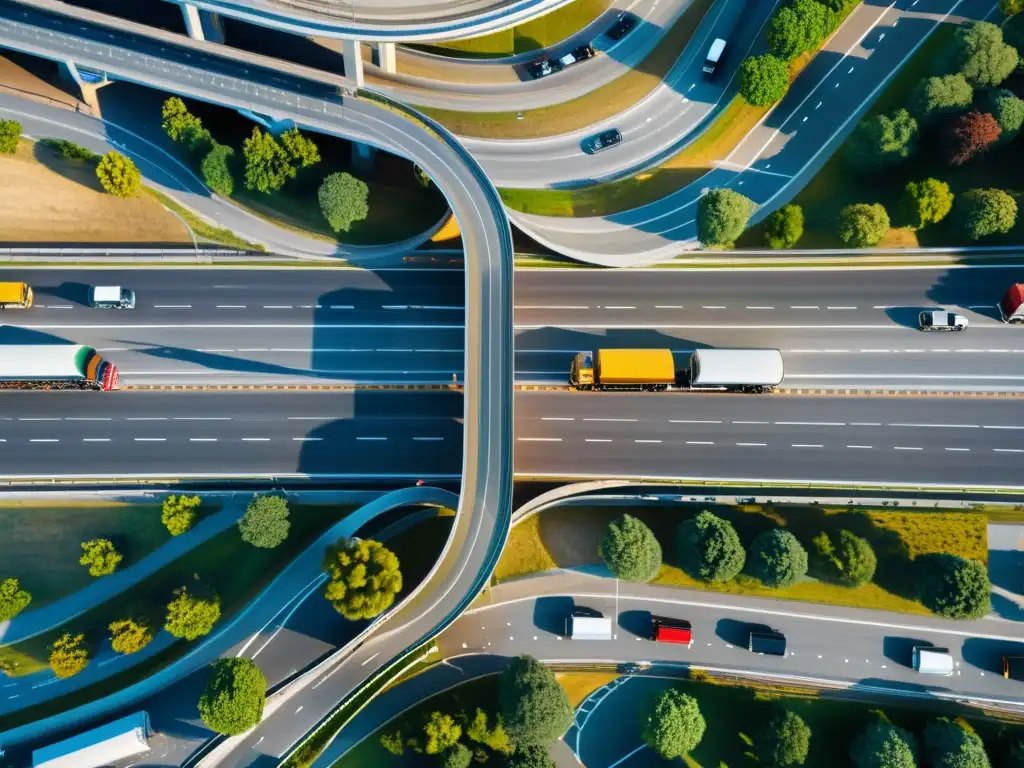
[586,128,623,153]
[571,43,596,62]
[527,58,561,79]
[606,12,636,41]
[748,628,787,656]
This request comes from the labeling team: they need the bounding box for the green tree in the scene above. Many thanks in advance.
[506,746,556,768]
[198,658,266,735]
[765,204,804,249]
[749,529,808,588]
[938,21,1018,88]
[108,617,154,654]
[165,587,221,640]
[1002,0,1024,15]
[379,730,405,756]
[439,743,473,768]
[181,123,214,156]
[322,538,403,620]
[908,74,973,122]
[900,179,954,229]
[79,538,122,577]
[279,128,321,169]
[923,718,990,768]
[238,495,290,549]
[984,88,1024,141]
[739,54,790,107]
[642,688,706,759]
[162,494,201,536]
[916,554,991,619]
[0,119,21,154]
[424,711,462,755]
[467,708,514,754]
[161,96,201,142]
[768,0,834,60]
[318,172,370,233]
[696,188,755,247]
[599,514,662,582]
[499,655,573,747]
[0,577,31,621]
[811,529,876,586]
[956,187,1018,239]
[757,710,811,766]
[96,151,141,199]
[677,510,746,582]
[201,143,235,196]
[838,202,890,247]
[844,110,919,173]
[49,632,89,678]
[850,717,917,768]
[243,127,294,193]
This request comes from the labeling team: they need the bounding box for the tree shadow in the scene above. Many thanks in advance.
[926,266,1016,322]
[30,141,102,193]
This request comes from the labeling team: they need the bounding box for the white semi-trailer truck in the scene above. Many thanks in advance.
[32,712,151,768]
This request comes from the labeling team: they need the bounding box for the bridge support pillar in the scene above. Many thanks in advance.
[351,141,376,174]
[58,61,111,116]
[181,3,225,44]
[373,42,397,74]
[342,39,364,88]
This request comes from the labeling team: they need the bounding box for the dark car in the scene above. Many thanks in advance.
[586,128,623,153]
[527,58,562,79]
[606,12,636,41]
[749,628,787,657]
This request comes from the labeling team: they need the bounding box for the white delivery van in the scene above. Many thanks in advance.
[89,285,136,309]
[566,613,612,640]
[912,646,954,676]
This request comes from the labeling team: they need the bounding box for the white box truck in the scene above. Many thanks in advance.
[33,712,151,768]
[688,349,784,392]
[566,613,613,640]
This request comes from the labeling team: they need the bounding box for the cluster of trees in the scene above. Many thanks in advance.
[160,97,371,233]
[739,0,858,107]
[380,655,570,768]
[840,21,1023,243]
[850,713,1004,768]
[322,537,403,620]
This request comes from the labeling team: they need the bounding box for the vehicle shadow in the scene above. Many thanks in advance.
[882,635,929,668]
[533,595,576,635]
[885,306,932,329]
[618,609,652,638]
[715,617,759,647]
[961,636,1024,676]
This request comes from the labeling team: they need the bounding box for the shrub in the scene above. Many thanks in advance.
[322,538,403,620]
[696,188,755,247]
[201,142,235,196]
[738,54,790,107]
[198,658,266,735]
[765,204,804,249]
[916,553,991,619]
[165,587,221,640]
[923,718,991,768]
[749,529,808,588]
[439,743,473,768]
[757,710,812,766]
[908,74,973,122]
[850,717,917,768]
[466,708,514,754]
[900,179,954,229]
[499,655,573,747]
[945,110,1001,166]
[0,577,31,621]
[49,632,89,678]
[844,110,919,173]
[676,510,746,582]
[938,21,1018,88]
[79,538,122,577]
[238,495,290,549]
[379,729,404,756]
[983,88,1024,141]
[599,514,662,582]
[642,688,706,759]
[424,711,461,755]
[812,529,877,586]
[109,617,154,654]
[955,188,1017,239]
[43,138,99,161]
[162,494,202,536]
[0,119,20,154]
[837,203,890,247]
[506,746,556,768]
[95,151,141,198]
[318,172,370,233]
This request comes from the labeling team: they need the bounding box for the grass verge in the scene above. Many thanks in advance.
[556,670,619,707]
[418,0,716,139]
[144,188,266,251]
[493,502,990,617]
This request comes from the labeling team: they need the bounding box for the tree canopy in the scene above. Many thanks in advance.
[900,179,954,229]
[850,718,918,768]
[318,172,370,233]
[939,21,1018,88]
[811,529,877,586]
[198,658,267,735]
[599,514,662,582]
[0,577,31,621]
[916,553,991,619]
[322,538,403,620]
[676,511,746,582]
[945,110,1001,166]
[505,746,556,768]
[439,743,473,768]
[243,127,295,194]
[109,617,154,654]
[642,687,706,759]
[749,529,808,588]
[923,718,991,768]
[844,110,919,173]
[279,128,321,169]
[238,495,291,549]
[908,74,973,122]
[201,143,235,197]
[499,655,573,747]
[955,188,1018,239]
[765,204,804,249]
[161,97,201,142]
[424,711,462,755]
[757,710,812,766]
[165,587,221,640]
[162,494,201,536]
[837,203,890,247]
[466,708,514,754]
[696,188,755,247]
[79,538,122,577]
[49,632,89,678]
[0,119,20,155]
[985,88,1024,141]
[96,151,141,199]
[767,0,834,60]
[738,54,790,107]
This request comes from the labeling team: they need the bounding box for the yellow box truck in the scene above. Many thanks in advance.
[0,282,33,309]
[569,349,676,391]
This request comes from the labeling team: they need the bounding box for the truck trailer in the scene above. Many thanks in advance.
[1000,284,1024,323]
[0,282,33,309]
[688,348,784,392]
[570,348,676,391]
[0,344,119,391]
[566,614,613,640]
[32,711,151,768]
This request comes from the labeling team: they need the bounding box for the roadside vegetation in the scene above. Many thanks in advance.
[420,0,612,57]
[741,19,1024,249]
[494,502,991,617]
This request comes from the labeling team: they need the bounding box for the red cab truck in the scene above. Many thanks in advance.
[650,616,693,647]
[999,284,1024,323]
